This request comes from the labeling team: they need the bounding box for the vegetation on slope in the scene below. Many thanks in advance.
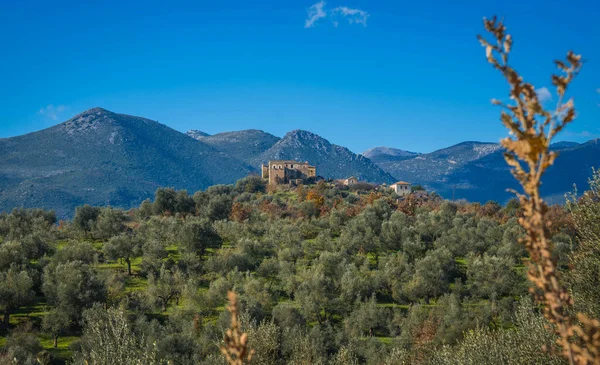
[2,173,596,364]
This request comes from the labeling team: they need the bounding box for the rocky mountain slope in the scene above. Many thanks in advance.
[362,147,420,163]
[252,130,396,183]
[187,129,280,164]
[0,108,252,217]
[1,107,596,216]
[187,128,396,183]
[368,140,598,204]
[370,141,503,185]
[186,130,211,139]
[441,139,599,204]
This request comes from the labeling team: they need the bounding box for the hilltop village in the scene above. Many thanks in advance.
[261,159,428,199]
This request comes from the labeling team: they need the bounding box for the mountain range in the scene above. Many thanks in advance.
[365,140,600,204]
[0,108,393,217]
[188,129,396,184]
[0,107,598,217]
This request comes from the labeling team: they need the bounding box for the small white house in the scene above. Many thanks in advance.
[344,176,359,186]
[390,181,411,196]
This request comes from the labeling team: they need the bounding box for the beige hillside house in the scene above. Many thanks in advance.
[390,181,411,196]
[261,160,316,186]
[344,176,359,186]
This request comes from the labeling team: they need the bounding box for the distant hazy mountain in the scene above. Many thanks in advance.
[253,130,396,183]
[362,147,420,163]
[441,139,599,204]
[370,140,599,204]
[0,108,252,217]
[0,107,596,216]
[188,129,280,164]
[373,141,503,184]
[550,141,580,150]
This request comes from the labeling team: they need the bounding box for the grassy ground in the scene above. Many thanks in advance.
[40,335,79,362]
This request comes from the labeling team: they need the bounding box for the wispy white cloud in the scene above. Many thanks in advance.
[331,6,369,27]
[536,87,552,103]
[39,104,67,121]
[304,1,369,28]
[305,1,327,28]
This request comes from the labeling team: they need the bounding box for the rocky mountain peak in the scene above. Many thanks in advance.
[281,130,331,150]
[187,130,211,140]
[61,107,118,135]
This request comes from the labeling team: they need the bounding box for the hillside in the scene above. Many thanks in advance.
[253,130,396,183]
[370,140,598,204]
[373,141,502,185]
[442,139,600,203]
[186,128,396,183]
[0,108,252,217]
[2,175,571,364]
[1,107,595,216]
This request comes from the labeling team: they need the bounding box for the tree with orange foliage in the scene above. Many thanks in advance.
[230,202,251,222]
[306,190,325,211]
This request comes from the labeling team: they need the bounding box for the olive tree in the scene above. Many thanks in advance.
[147,267,185,312]
[103,234,142,275]
[73,205,101,237]
[42,261,106,323]
[0,265,35,329]
[71,305,160,365]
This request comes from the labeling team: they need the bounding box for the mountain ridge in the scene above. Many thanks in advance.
[0,108,598,216]
[251,130,396,183]
[0,108,253,217]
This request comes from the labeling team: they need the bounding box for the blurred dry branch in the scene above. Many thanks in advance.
[220,291,255,365]
[478,16,600,365]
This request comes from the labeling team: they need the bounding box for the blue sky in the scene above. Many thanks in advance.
[1,0,598,153]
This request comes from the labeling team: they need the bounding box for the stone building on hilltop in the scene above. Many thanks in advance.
[261,160,317,186]
[390,181,411,196]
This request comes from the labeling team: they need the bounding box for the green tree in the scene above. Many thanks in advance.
[72,305,160,365]
[94,207,128,240]
[153,187,178,215]
[42,261,106,322]
[0,266,35,329]
[178,217,222,257]
[411,185,425,192]
[205,194,234,221]
[405,248,455,302]
[73,205,101,237]
[174,190,196,215]
[137,199,154,220]
[344,296,386,338]
[566,169,600,318]
[466,253,521,299]
[1,322,43,365]
[103,234,142,275]
[235,175,267,194]
[0,240,28,271]
[42,309,70,348]
[147,267,185,312]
